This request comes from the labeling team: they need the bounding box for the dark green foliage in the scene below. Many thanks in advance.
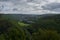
[32,29,60,40]
[32,14,60,32]
[0,18,31,40]
[0,14,60,40]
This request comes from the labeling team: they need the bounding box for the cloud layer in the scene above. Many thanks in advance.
[0,0,60,14]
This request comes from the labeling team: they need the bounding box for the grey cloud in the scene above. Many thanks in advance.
[0,0,59,14]
[27,0,48,3]
[0,0,8,1]
[42,3,60,11]
[27,0,33,2]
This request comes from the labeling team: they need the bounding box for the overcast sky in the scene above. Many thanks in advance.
[0,0,60,14]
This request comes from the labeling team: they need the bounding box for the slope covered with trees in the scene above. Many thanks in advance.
[0,14,60,40]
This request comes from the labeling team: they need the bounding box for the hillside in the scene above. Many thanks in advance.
[32,14,60,32]
[2,14,40,24]
[0,14,60,40]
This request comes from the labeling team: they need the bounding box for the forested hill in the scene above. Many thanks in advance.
[0,14,60,40]
[32,14,60,32]
[1,14,59,23]
[41,14,60,19]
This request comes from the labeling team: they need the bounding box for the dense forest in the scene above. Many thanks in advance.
[0,14,60,40]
